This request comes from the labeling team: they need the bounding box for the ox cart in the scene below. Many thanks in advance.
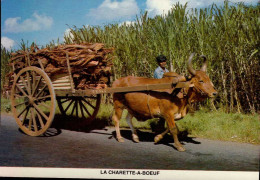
[9,48,189,137]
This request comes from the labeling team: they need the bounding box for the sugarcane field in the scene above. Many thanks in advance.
[1,1,259,179]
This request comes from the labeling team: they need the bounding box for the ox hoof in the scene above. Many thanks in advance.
[154,135,163,144]
[132,134,140,143]
[117,137,125,143]
[174,145,186,152]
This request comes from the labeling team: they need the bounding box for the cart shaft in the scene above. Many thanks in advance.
[55,81,190,97]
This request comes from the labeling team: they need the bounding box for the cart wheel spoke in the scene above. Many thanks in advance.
[75,100,79,117]
[36,95,51,101]
[32,76,42,96]
[14,94,27,98]
[29,108,37,132]
[28,107,33,131]
[35,84,47,98]
[17,105,30,118]
[14,101,27,108]
[81,98,95,109]
[20,76,30,95]
[35,110,44,129]
[26,71,32,95]
[79,100,86,119]
[15,84,28,97]
[33,103,49,121]
[32,71,36,93]
[81,100,92,117]
[21,107,30,125]
[64,99,74,113]
[32,108,38,132]
[61,98,71,104]
[70,100,77,116]
[38,101,51,109]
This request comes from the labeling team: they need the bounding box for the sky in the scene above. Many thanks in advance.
[1,0,258,50]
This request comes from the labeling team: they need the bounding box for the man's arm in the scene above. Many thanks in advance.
[154,72,158,79]
[154,68,160,79]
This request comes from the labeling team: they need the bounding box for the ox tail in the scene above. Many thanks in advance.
[109,109,115,125]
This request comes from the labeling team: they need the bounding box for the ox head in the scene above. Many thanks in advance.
[187,53,217,99]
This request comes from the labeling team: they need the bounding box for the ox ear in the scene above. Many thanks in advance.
[187,53,196,76]
[200,55,207,72]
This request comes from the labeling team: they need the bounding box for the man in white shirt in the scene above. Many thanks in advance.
[153,55,169,79]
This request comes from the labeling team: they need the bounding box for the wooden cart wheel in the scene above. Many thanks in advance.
[10,66,56,136]
[57,95,101,123]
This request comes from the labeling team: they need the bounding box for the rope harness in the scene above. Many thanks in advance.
[147,91,154,118]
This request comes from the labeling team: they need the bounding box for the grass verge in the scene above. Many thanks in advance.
[176,109,259,144]
[96,103,259,144]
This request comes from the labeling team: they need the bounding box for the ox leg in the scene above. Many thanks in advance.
[166,118,185,152]
[153,118,166,143]
[154,128,169,144]
[154,123,181,143]
[126,112,139,143]
[154,118,166,135]
[112,108,124,142]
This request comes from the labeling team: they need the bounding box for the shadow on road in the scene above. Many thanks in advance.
[16,114,112,137]
[112,129,201,150]
[50,114,109,134]
[17,114,202,149]
[18,128,63,137]
[50,114,202,150]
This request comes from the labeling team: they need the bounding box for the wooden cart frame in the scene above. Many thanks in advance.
[10,52,189,136]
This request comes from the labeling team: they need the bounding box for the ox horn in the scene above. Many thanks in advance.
[187,53,196,76]
[200,55,207,72]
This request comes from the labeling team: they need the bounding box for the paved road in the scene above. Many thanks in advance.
[0,114,259,171]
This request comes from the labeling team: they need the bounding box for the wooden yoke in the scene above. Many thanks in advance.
[54,73,190,97]
[73,81,190,96]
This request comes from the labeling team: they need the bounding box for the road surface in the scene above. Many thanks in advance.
[0,114,259,171]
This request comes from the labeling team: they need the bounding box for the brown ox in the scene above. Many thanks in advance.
[112,53,217,151]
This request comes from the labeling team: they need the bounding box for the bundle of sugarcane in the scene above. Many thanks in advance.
[8,43,114,89]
